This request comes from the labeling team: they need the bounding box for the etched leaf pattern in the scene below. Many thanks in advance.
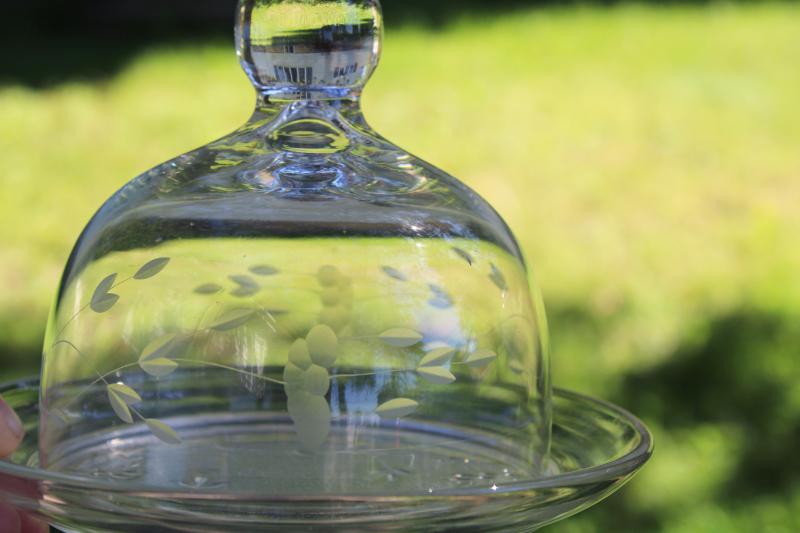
[452,247,474,266]
[465,349,498,368]
[140,333,178,362]
[379,328,423,347]
[376,398,418,419]
[302,365,331,396]
[209,309,256,331]
[428,284,454,309]
[381,266,408,282]
[108,376,180,442]
[194,283,223,295]
[288,339,312,370]
[285,326,338,450]
[317,265,341,287]
[90,293,119,313]
[306,325,338,368]
[419,347,456,367]
[145,419,182,445]
[250,265,279,276]
[107,383,142,404]
[288,392,331,451]
[108,391,133,424]
[93,273,117,298]
[230,275,258,288]
[134,257,170,280]
[140,358,179,377]
[91,274,119,313]
[416,366,456,385]
[230,275,260,297]
[509,360,525,375]
[316,267,353,333]
[107,383,141,424]
[64,253,525,451]
[136,334,183,378]
[489,263,509,291]
[108,393,133,423]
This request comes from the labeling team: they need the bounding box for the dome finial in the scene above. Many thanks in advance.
[236,0,383,100]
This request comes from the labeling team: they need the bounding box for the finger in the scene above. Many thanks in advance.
[0,397,24,458]
[0,501,22,533]
[19,512,49,533]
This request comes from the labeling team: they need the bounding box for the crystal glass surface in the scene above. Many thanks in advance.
[40,0,552,504]
[5,379,651,532]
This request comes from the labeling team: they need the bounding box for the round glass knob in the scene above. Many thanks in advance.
[237,0,382,99]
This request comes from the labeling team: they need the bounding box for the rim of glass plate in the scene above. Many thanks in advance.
[0,377,653,500]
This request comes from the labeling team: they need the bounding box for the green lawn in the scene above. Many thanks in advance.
[2,3,800,531]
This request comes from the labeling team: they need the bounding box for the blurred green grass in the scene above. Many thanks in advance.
[1,2,800,531]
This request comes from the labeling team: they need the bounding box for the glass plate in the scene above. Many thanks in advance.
[1,378,651,532]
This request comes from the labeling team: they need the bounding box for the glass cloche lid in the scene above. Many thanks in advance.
[27,1,649,530]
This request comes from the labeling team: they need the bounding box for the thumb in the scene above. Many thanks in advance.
[0,396,24,458]
[0,502,21,533]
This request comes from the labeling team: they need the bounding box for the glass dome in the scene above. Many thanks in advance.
[39,0,552,496]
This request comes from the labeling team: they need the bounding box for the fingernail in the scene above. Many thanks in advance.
[0,398,24,440]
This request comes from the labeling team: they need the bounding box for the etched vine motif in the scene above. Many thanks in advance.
[489,263,509,292]
[52,257,182,444]
[55,248,516,450]
[283,325,337,451]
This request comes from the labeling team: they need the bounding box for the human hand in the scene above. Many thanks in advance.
[0,396,47,533]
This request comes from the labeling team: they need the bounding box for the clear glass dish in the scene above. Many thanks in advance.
[29,0,652,530]
[41,0,552,475]
[2,378,651,532]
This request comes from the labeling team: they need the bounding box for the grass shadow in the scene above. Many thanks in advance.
[616,310,800,499]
